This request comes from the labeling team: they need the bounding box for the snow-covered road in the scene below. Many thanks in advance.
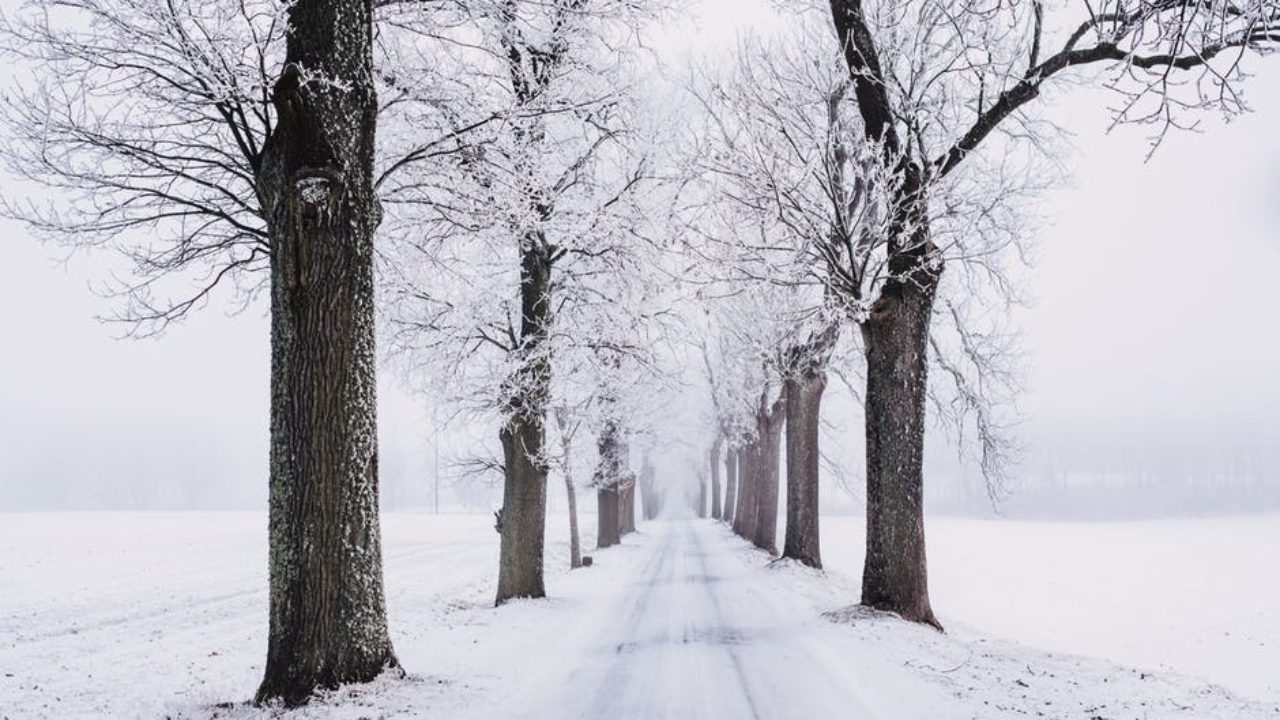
[502,519,931,720]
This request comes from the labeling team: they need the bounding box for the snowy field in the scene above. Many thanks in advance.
[1,511,1277,719]
[822,514,1280,702]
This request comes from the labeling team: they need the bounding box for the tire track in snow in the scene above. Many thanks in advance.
[516,518,880,720]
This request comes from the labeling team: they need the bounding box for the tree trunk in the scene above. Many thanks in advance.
[637,462,652,520]
[565,474,582,569]
[827,0,942,631]
[722,448,737,525]
[641,457,659,520]
[553,409,582,570]
[752,402,784,554]
[497,416,548,601]
[733,443,757,540]
[595,418,624,548]
[255,0,396,705]
[620,477,636,535]
[495,233,553,604]
[710,437,723,520]
[597,485,621,548]
[731,446,747,535]
[783,372,826,568]
[860,271,942,630]
[698,476,708,518]
[563,458,582,570]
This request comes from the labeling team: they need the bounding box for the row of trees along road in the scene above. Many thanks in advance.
[685,0,1280,630]
[1,0,1277,705]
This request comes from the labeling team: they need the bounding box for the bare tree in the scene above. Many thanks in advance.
[818,0,1280,628]
[379,0,664,601]
[0,0,431,703]
[252,0,399,703]
[552,406,584,568]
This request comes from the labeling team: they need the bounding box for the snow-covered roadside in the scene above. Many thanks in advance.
[731,524,1280,720]
[820,514,1280,702]
[3,512,1277,719]
[0,511,589,719]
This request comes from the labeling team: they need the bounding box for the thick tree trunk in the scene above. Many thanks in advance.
[860,271,942,630]
[597,486,621,548]
[620,477,636,535]
[255,0,396,706]
[722,448,737,525]
[497,416,547,601]
[752,402,784,554]
[733,443,758,540]
[731,446,747,535]
[783,372,826,568]
[565,472,582,569]
[828,0,942,631]
[495,234,553,604]
[595,418,624,548]
[710,438,723,520]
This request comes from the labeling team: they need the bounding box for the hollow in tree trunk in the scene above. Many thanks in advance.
[860,269,942,630]
[783,372,826,568]
[256,0,396,705]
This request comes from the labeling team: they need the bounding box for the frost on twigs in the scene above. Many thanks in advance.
[0,0,285,336]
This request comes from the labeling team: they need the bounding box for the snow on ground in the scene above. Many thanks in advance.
[820,514,1280,702]
[1,511,1277,719]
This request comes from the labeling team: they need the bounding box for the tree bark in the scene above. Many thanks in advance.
[552,409,582,569]
[620,476,636,535]
[733,443,758,540]
[595,418,624,548]
[828,0,943,629]
[783,372,826,568]
[565,469,582,569]
[256,0,396,705]
[722,448,737,526]
[752,401,784,554]
[710,437,723,520]
[698,475,708,518]
[597,485,621,548]
[497,416,548,601]
[495,236,553,604]
[859,270,942,630]
[640,457,659,520]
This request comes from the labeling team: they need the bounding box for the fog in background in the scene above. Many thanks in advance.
[2,0,1278,517]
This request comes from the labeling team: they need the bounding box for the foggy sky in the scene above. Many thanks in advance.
[2,0,1278,511]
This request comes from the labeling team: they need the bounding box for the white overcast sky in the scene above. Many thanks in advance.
[1,0,1278,509]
